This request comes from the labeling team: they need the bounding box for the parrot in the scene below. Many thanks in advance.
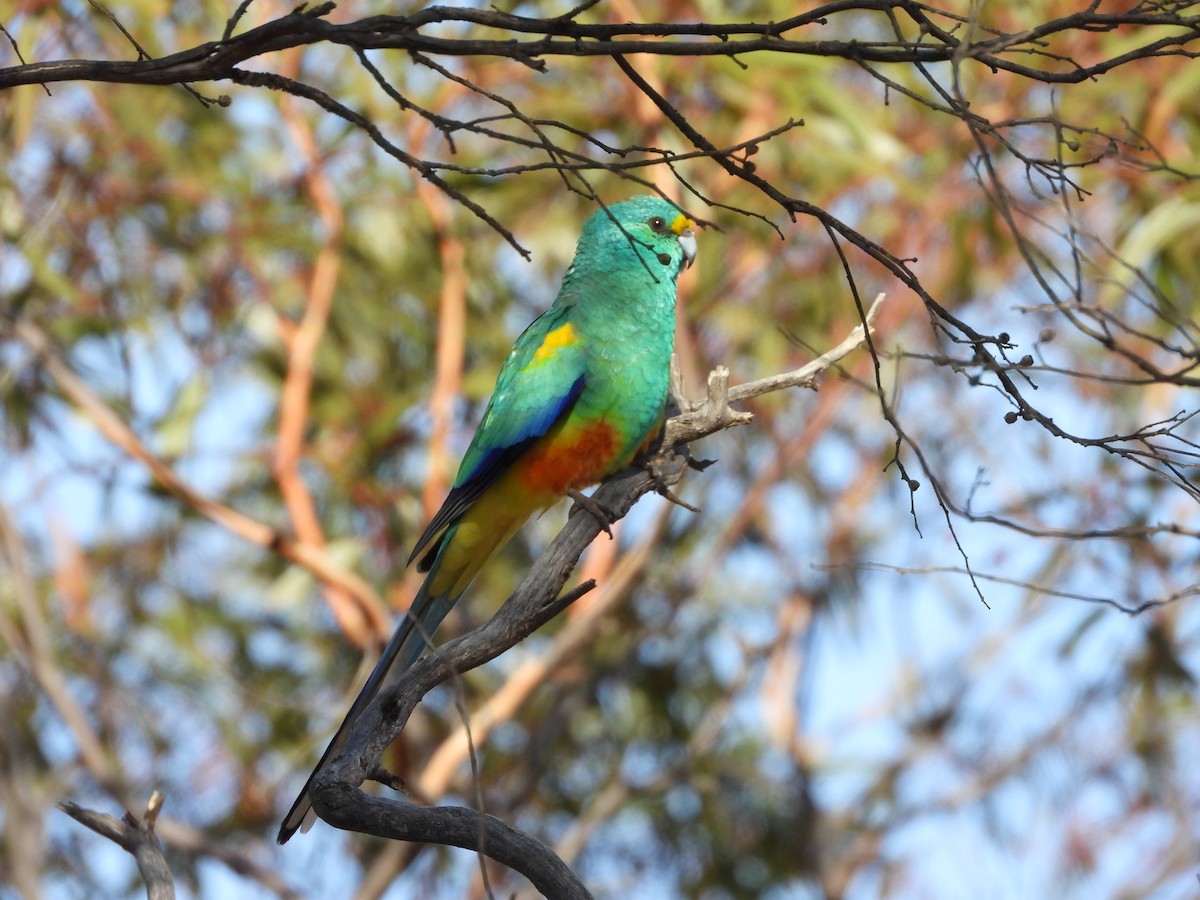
[278,195,697,843]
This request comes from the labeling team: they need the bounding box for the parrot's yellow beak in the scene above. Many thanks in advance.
[672,213,697,269]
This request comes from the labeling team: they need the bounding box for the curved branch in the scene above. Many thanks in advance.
[317,785,593,900]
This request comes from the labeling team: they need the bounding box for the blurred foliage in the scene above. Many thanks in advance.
[2,1,1199,898]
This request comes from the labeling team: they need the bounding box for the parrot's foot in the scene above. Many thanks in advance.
[642,449,707,513]
[568,488,616,537]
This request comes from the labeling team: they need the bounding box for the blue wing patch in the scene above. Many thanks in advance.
[408,373,585,571]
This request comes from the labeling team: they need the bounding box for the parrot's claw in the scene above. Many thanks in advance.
[568,488,616,537]
[640,447,707,513]
[675,442,716,472]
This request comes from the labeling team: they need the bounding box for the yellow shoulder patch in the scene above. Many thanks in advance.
[530,323,578,365]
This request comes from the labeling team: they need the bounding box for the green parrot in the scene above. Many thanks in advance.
[278,195,697,842]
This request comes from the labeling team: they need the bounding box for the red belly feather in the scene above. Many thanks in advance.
[518,420,620,495]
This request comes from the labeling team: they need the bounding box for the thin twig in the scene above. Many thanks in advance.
[59,793,176,900]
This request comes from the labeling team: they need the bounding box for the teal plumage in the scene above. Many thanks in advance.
[279,196,696,842]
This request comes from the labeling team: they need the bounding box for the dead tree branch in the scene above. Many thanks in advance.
[59,792,175,900]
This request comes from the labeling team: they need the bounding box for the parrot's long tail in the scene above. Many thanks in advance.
[276,506,529,844]
[276,567,462,843]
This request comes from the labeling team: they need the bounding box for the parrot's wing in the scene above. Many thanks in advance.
[409,304,588,570]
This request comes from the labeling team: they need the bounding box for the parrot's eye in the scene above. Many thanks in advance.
[648,216,667,232]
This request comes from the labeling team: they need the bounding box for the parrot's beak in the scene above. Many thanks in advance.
[672,213,698,269]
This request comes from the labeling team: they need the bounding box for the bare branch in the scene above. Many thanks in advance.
[59,793,175,900]
[314,784,594,900]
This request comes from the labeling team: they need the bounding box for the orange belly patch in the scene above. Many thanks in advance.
[519,419,621,495]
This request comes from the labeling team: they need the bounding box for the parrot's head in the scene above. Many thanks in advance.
[583,196,698,276]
